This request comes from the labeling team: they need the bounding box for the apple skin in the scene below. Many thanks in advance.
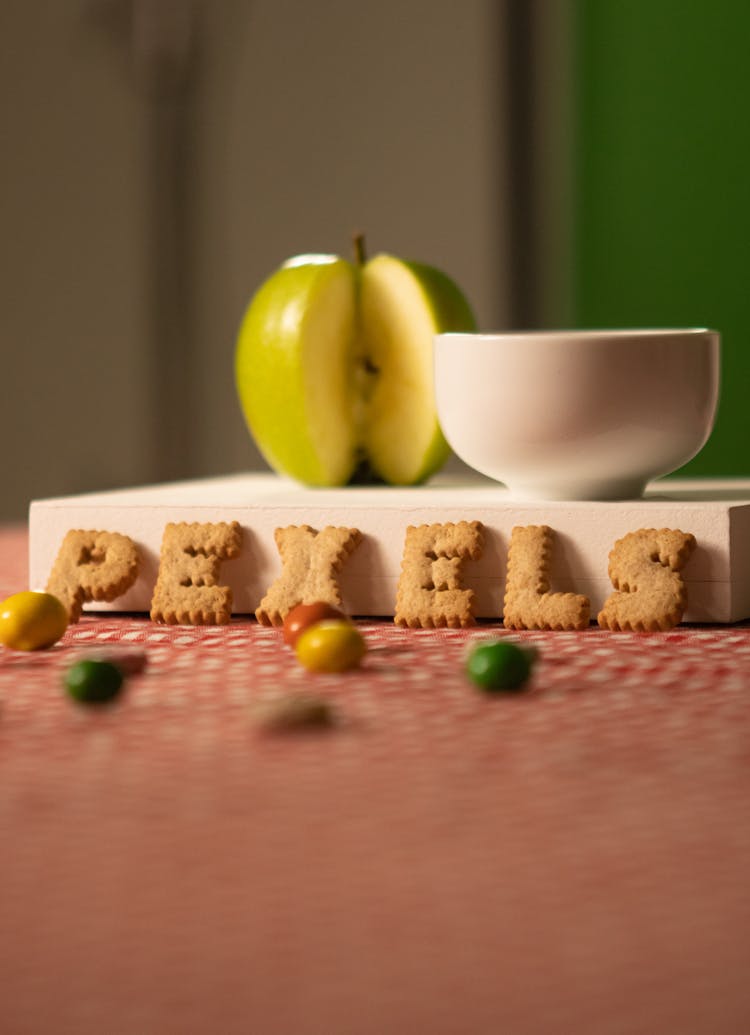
[236,256,357,486]
[235,251,476,486]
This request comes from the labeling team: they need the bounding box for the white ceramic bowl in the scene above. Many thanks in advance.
[434,329,720,500]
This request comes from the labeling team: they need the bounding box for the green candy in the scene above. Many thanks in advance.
[64,659,124,704]
[465,640,536,692]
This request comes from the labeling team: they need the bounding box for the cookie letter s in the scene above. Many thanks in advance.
[597,528,696,631]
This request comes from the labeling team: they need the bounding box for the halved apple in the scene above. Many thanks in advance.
[234,244,476,486]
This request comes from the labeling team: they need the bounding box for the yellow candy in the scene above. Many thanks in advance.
[295,619,366,673]
[0,591,69,651]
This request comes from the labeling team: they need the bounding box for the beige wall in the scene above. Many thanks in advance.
[1,0,510,521]
[1,0,150,518]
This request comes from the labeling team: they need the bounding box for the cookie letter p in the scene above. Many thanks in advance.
[150,521,242,625]
[597,528,696,631]
[46,529,139,622]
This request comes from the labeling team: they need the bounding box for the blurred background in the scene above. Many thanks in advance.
[2,0,748,521]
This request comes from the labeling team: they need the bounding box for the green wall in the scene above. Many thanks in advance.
[572,0,750,475]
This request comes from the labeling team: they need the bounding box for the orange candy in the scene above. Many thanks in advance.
[282,601,345,647]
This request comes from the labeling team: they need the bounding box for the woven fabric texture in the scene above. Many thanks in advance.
[1,526,749,1034]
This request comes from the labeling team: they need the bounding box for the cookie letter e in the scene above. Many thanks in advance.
[394,521,484,628]
[150,521,242,625]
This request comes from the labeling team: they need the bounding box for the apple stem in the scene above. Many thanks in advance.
[353,232,367,266]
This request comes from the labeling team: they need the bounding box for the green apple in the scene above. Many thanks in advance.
[234,241,476,486]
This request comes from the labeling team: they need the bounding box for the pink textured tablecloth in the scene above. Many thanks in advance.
[1,525,749,1034]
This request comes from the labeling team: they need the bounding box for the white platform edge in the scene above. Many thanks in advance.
[27,474,750,623]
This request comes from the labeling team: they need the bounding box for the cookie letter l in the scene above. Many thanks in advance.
[46,529,139,623]
[597,528,696,631]
[150,521,242,625]
[503,524,590,630]
[394,521,484,628]
[256,525,362,626]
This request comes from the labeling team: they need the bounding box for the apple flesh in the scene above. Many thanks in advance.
[235,250,476,486]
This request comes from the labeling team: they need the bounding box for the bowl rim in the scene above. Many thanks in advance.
[435,327,718,341]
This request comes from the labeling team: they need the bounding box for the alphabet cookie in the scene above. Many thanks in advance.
[597,528,696,631]
[150,521,242,625]
[394,520,484,628]
[503,524,590,631]
[256,525,362,626]
[46,530,139,622]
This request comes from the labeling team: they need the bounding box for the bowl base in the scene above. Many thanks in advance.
[503,477,648,502]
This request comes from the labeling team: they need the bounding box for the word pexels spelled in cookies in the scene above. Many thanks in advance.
[45,520,697,633]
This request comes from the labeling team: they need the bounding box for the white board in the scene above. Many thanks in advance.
[28,474,750,623]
